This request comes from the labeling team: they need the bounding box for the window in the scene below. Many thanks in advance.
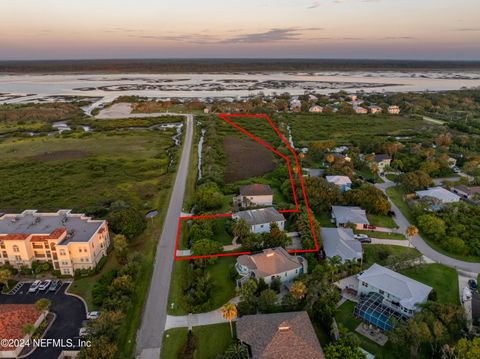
[79,248,82,253]
[13,245,19,253]
[59,249,66,256]
[15,255,21,261]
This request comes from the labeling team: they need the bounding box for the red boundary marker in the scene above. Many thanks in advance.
[174,114,319,261]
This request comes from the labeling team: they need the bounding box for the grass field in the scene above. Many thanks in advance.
[363,244,421,268]
[400,263,459,305]
[367,213,397,228]
[355,230,406,240]
[161,323,233,359]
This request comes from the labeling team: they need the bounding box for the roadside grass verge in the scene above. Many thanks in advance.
[355,230,406,240]
[366,213,397,228]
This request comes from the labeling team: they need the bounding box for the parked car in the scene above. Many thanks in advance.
[39,280,52,291]
[28,280,41,293]
[87,311,101,320]
[468,279,478,292]
[49,280,62,292]
[453,166,461,174]
[363,224,377,230]
[79,327,90,337]
[354,234,369,240]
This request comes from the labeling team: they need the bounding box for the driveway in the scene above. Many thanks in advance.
[376,177,480,273]
[458,270,477,328]
[0,282,86,359]
[135,114,194,359]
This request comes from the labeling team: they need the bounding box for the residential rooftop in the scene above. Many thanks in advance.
[320,227,362,262]
[0,210,105,245]
[236,311,324,359]
[234,207,285,226]
[416,186,460,203]
[326,175,352,186]
[237,247,303,278]
[357,263,432,311]
[331,205,369,225]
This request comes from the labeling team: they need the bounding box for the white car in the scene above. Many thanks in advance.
[463,287,472,302]
[39,280,52,291]
[354,234,369,240]
[87,311,101,320]
[28,280,41,293]
[79,327,90,337]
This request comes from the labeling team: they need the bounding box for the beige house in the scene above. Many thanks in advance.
[237,184,274,207]
[388,105,400,114]
[373,154,392,174]
[0,210,109,276]
[353,106,368,114]
[308,105,323,113]
[369,106,383,114]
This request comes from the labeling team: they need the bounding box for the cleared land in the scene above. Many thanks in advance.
[223,135,276,182]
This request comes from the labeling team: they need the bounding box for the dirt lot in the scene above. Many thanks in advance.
[31,150,90,161]
[223,135,276,183]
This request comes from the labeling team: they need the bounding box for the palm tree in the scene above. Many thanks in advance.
[405,225,418,247]
[224,342,248,359]
[290,281,307,301]
[0,268,11,291]
[220,303,238,338]
[232,218,250,242]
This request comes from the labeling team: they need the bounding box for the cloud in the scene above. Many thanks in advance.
[131,33,219,44]
[381,36,416,40]
[454,28,480,32]
[225,27,322,43]
[308,1,321,8]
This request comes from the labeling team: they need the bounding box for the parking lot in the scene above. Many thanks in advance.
[0,281,87,358]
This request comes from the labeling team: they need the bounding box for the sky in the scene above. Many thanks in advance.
[0,0,479,60]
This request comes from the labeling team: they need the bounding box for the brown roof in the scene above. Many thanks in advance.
[0,304,42,351]
[236,311,324,359]
[237,247,303,278]
[454,185,480,196]
[240,184,273,196]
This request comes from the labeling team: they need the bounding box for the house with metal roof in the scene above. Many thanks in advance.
[416,186,460,204]
[357,263,432,317]
[320,227,362,263]
[236,247,306,285]
[326,175,352,192]
[233,207,285,234]
[236,311,324,359]
[331,206,369,229]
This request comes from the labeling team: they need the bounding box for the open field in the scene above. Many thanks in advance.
[223,135,276,183]
[363,244,421,267]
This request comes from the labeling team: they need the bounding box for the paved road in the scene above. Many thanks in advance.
[135,114,193,359]
[376,177,480,273]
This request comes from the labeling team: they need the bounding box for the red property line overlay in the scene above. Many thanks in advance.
[173,114,319,261]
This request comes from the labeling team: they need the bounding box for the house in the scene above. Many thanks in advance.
[331,206,369,229]
[357,263,432,317]
[416,186,460,204]
[353,106,368,114]
[388,105,400,114]
[303,168,325,178]
[238,184,274,207]
[348,94,358,102]
[203,107,210,114]
[0,210,110,276]
[452,185,480,199]
[236,247,307,285]
[308,105,323,113]
[447,157,457,168]
[372,154,391,174]
[236,311,324,359]
[289,99,302,112]
[320,227,362,263]
[233,207,286,234]
[326,175,352,192]
[369,106,383,114]
[0,304,46,358]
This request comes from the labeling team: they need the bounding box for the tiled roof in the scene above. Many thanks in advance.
[0,304,42,351]
[240,184,273,196]
[237,311,324,359]
[237,247,302,278]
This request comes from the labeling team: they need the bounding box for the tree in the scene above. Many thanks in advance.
[300,177,341,213]
[258,289,277,313]
[220,303,237,337]
[193,182,224,212]
[112,234,128,264]
[35,298,51,312]
[78,335,117,359]
[417,214,446,241]
[0,268,11,290]
[405,225,418,247]
[107,206,146,240]
[324,341,366,359]
[191,239,223,266]
[224,342,249,359]
[343,184,390,215]
[290,281,307,301]
[263,222,291,248]
[452,337,480,359]
[232,218,250,242]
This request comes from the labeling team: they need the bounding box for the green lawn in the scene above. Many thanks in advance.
[161,324,233,359]
[363,244,421,268]
[366,213,397,228]
[355,230,406,240]
[385,186,415,223]
[214,217,233,245]
[316,211,336,228]
[400,263,459,305]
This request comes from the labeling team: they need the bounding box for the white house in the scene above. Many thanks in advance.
[233,207,286,234]
[353,106,368,114]
[357,263,432,317]
[238,184,273,207]
[369,106,383,114]
[326,175,352,192]
[235,247,307,285]
[388,105,400,114]
[320,227,363,263]
[373,154,391,174]
[309,105,323,113]
[415,186,460,204]
[331,206,369,229]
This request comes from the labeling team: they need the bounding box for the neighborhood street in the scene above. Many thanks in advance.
[135,114,193,359]
[376,177,480,273]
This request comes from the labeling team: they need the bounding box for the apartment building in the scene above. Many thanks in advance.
[0,210,109,276]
